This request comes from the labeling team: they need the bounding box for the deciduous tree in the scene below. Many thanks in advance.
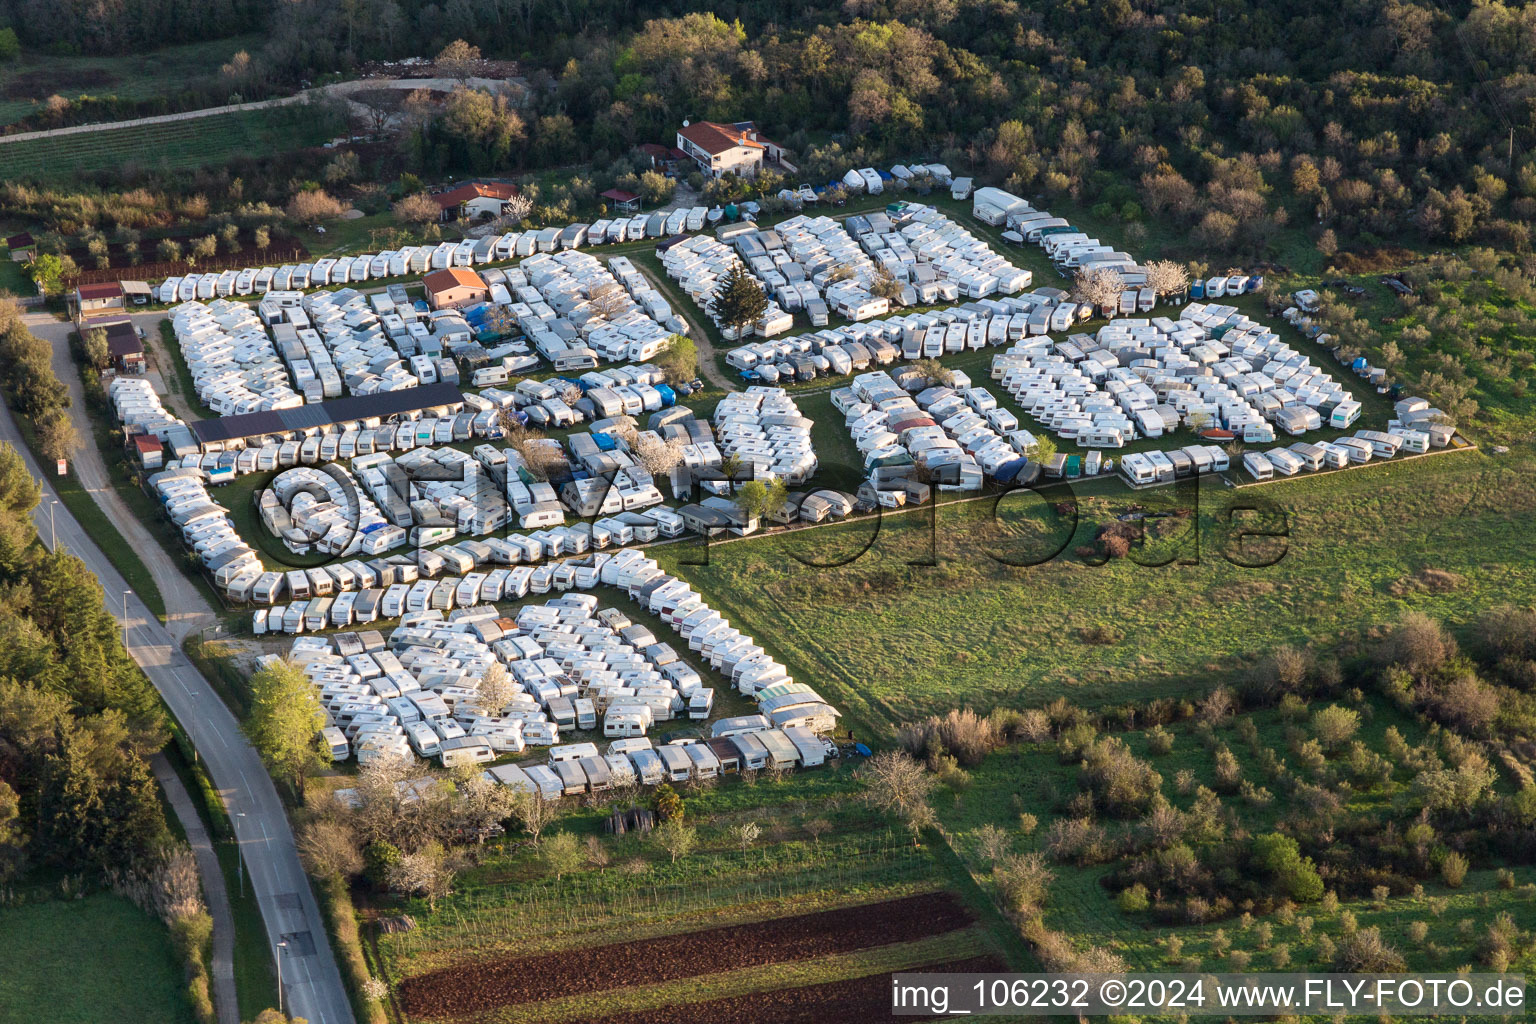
[244,659,325,799]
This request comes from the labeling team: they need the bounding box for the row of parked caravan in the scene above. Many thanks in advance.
[264,546,840,773]
[109,377,184,442]
[660,234,794,340]
[152,209,714,303]
[1239,423,1442,483]
[774,162,956,208]
[711,388,818,485]
[259,285,465,401]
[150,467,261,591]
[848,203,1033,302]
[972,186,1151,302]
[172,299,303,416]
[494,717,834,802]
[761,214,873,324]
[509,250,681,369]
[847,369,1033,496]
[724,288,1096,385]
[259,464,389,559]
[282,585,715,767]
[618,551,841,734]
[987,304,1359,449]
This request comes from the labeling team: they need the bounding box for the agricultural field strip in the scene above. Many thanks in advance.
[581,953,1007,1024]
[383,838,938,969]
[437,930,993,1024]
[397,889,972,1015]
[0,106,333,179]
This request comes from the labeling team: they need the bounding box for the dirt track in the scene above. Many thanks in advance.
[399,891,973,1018]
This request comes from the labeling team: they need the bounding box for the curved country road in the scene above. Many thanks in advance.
[0,367,356,1024]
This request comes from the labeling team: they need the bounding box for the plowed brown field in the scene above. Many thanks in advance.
[589,954,1008,1024]
[400,890,974,1018]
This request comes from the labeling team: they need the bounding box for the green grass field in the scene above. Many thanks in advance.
[657,447,1535,738]
[0,893,195,1023]
[0,104,342,181]
[0,35,267,127]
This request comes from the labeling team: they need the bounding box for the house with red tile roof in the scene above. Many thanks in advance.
[430,182,521,222]
[675,120,790,178]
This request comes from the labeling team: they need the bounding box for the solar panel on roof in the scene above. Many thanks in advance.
[190,383,463,445]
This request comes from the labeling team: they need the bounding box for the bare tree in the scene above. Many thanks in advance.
[287,189,349,224]
[1074,266,1125,316]
[862,750,936,827]
[1146,260,1191,300]
[449,768,517,843]
[506,786,553,846]
[585,834,610,871]
[804,817,832,845]
[388,843,454,911]
[392,192,440,227]
[870,265,905,301]
[297,819,363,880]
[472,661,516,717]
[587,281,630,319]
[634,433,687,477]
[504,427,565,480]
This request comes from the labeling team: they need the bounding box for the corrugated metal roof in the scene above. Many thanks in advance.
[190,383,464,445]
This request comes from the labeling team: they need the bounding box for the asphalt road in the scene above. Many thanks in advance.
[25,311,216,640]
[0,377,356,1024]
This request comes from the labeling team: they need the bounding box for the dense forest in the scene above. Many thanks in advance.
[0,304,169,884]
[4,0,1536,260]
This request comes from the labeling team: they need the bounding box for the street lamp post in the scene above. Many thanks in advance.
[48,498,57,549]
[235,812,246,898]
[276,940,288,1016]
[121,590,132,651]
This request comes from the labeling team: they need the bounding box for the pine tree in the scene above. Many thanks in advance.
[35,727,103,867]
[652,783,684,823]
[708,265,768,336]
[99,750,168,865]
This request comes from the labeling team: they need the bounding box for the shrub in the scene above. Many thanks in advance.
[1081,736,1163,816]
[1407,921,1429,942]
[897,708,1000,767]
[1312,705,1360,750]
[1117,883,1150,913]
[1441,852,1469,888]
[1334,927,1407,972]
[1057,721,1097,762]
[1145,725,1174,755]
[995,852,1054,915]
[1044,817,1112,865]
[287,188,349,222]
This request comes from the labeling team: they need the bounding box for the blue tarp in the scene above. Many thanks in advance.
[591,431,619,452]
[654,384,677,406]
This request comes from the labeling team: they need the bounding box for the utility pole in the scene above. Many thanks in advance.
[276,940,288,1015]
